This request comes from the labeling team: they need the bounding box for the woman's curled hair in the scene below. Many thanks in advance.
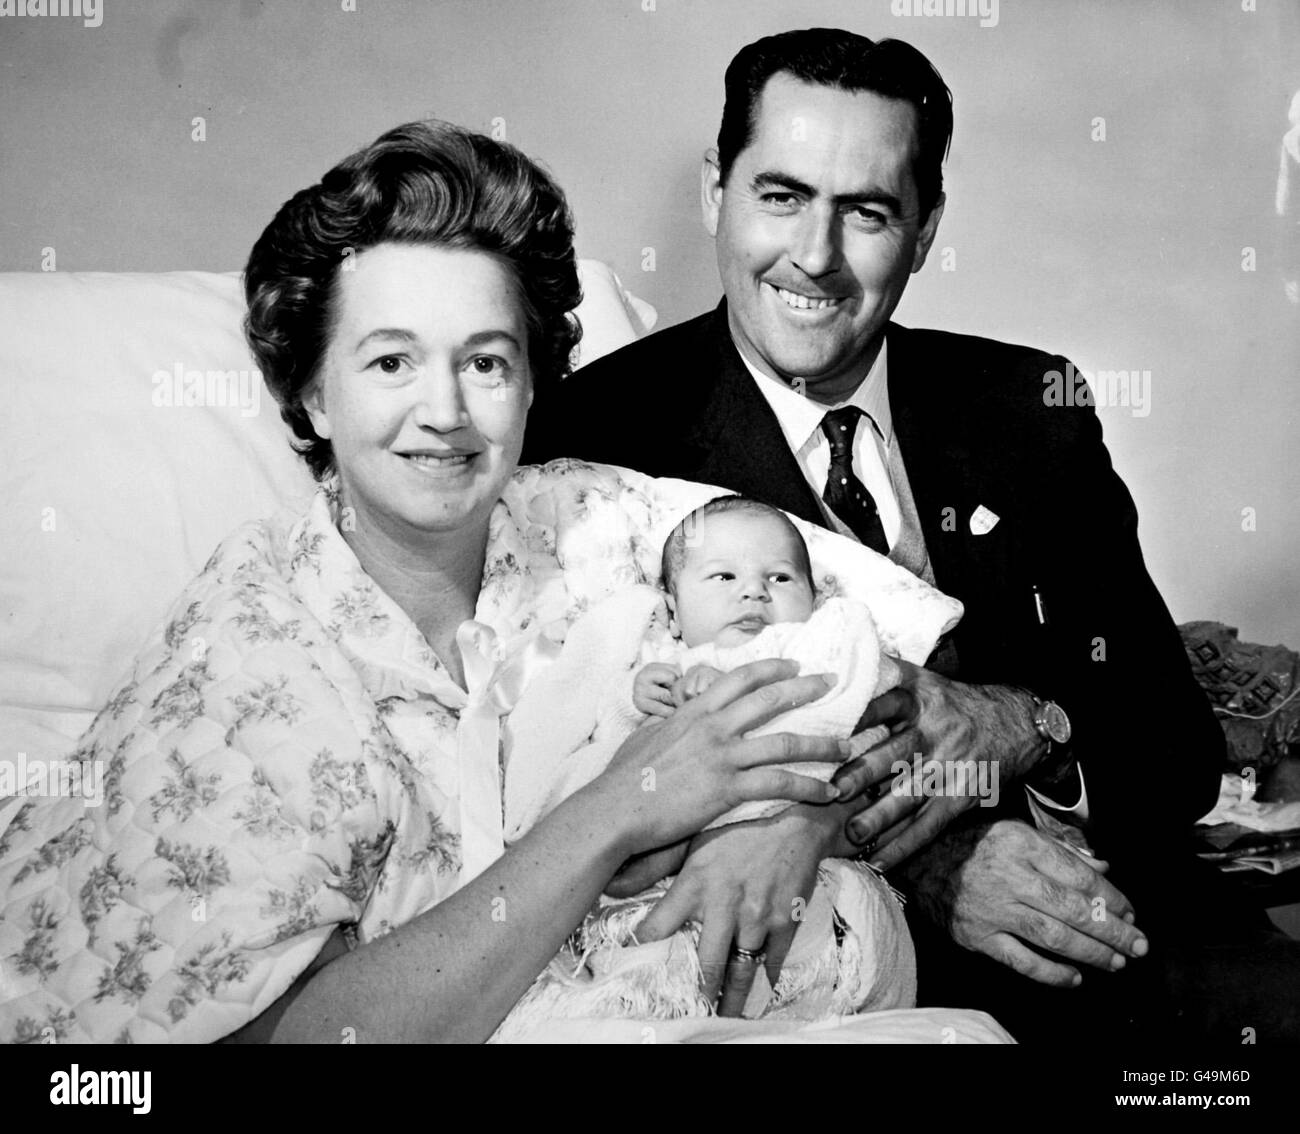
[243,119,582,480]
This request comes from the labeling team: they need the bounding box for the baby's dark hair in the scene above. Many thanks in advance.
[660,496,815,594]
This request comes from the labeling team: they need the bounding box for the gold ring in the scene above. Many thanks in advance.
[731,946,766,964]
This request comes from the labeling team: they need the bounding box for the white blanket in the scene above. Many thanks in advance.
[504,590,897,840]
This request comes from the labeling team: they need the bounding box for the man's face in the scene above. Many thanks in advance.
[703,73,944,403]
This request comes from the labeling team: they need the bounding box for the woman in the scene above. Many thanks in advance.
[0,121,855,1045]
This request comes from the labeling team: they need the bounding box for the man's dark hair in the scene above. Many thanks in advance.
[716,27,953,221]
[661,495,815,595]
[244,119,581,480]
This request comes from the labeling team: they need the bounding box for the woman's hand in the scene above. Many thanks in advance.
[593,658,848,856]
[635,807,833,1015]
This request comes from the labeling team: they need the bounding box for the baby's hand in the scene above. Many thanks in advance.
[633,662,681,717]
[672,664,725,706]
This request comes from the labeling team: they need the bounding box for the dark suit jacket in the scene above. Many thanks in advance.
[522,302,1223,872]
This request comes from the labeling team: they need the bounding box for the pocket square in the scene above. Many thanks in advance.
[969,505,1000,535]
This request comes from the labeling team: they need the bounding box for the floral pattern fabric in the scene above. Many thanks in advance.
[0,460,962,1043]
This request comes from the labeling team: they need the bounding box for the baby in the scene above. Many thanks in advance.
[619,495,896,830]
[495,496,915,1038]
[632,495,818,714]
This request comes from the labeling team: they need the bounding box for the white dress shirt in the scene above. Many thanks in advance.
[738,341,902,549]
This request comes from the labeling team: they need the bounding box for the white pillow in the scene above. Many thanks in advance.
[0,262,656,761]
[507,461,962,665]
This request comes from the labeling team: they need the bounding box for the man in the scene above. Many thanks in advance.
[523,28,1294,1040]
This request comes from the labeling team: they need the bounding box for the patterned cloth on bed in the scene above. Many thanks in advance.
[0,460,962,1043]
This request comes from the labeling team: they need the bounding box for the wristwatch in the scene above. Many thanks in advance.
[1028,697,1075,788]
[1032,697,1072,751]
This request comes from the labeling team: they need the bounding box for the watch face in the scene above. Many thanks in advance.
[1042,702,1072,745]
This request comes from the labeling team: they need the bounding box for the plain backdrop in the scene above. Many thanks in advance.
[1,0,1297,644]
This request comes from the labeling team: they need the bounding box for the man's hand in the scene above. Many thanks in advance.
[904,819,1149,986]
[632,662,681,718]
[832,659,1046,871]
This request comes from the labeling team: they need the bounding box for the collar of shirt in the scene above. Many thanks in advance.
[736,337,893,459]
[283,476,537,709]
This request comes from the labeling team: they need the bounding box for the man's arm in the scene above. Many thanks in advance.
[841,351,1224,982]
[848,345,1222,866]
[1013,367,1224,856]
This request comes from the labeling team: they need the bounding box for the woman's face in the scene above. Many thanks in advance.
[306,243,533,543]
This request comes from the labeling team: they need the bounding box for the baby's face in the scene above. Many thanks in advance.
[669,511,816,648]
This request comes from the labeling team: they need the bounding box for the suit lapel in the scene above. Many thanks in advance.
[889,324,1037,677]
[888,323,1011,600]
[687,303,828,529]
[887,323,962,587]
